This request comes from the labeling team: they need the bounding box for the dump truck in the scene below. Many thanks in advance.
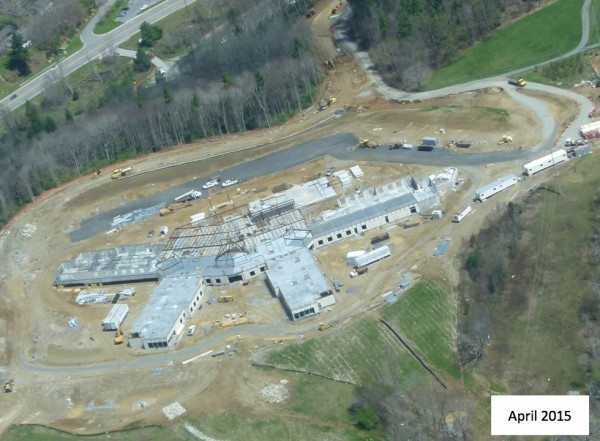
[508,78,526,87]
[318,322,333,331]
[350,266,369,277]
[111,166,133,179]
[114,327,124,345]
[218,295,234,303]
[370,232,390,245]
[159,201,192,216]
[360,139,378,148]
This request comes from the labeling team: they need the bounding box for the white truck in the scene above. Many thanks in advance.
[174,190,202,202]
[221,179,239,188]
[452,205,472,223]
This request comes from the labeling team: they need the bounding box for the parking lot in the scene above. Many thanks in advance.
[116,0,162,23]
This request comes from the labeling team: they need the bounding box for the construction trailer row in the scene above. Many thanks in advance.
[475,174,518,201]
[522,149,567,175]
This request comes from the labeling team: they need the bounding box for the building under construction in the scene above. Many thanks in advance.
[53,169,455,344]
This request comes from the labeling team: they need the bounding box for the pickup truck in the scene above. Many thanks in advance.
[202,179,219,189]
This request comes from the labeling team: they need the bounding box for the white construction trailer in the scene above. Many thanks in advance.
[581,120,600,139]
[522,149,567,175]
[102,304,129,331]
[353,245,391,268]
[346,250,366,266]
[475,174,518,201]
[452,205,472,223]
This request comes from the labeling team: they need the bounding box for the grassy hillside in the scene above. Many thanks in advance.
[423,0,584,89]
[265,279,457,385]
[459,154,600,436]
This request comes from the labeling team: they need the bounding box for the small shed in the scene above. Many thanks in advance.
[102,304,129,331]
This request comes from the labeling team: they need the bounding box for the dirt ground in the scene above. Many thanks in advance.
[0,0,588,435]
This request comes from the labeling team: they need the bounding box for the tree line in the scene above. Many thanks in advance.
[346,0,542,90]
[0,0,321,225]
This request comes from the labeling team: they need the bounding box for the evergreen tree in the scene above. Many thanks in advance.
[140,22,163,47]
[8,33,30,76]
[133,47,151,72]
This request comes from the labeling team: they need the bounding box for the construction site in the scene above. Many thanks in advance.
[0,0,598,438]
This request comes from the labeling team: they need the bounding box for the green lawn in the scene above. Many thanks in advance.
[587,0,600,46]
[93,0,129,35]
[422,0,585,90]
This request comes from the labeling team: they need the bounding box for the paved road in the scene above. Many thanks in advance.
[0,0,197,111]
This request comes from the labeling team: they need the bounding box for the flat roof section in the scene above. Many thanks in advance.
[266,248,331,312]
[129,274,202,342]
[54,244,164,286]
[310,191,420,238]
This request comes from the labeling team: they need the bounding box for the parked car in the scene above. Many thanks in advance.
[10,94,17,100]
[187,325,196,336]
[147,230,154,238]
[140,5,149,11]
[221,179,239,188]
[202,179,219,190]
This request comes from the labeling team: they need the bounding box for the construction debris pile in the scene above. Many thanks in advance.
[162,401,187,420]
[260,380,289,403]
[20,222,37,237]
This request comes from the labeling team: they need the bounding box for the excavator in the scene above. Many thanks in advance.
[360,139,378,148]
[114,327,124,345]
[318,322,333,331]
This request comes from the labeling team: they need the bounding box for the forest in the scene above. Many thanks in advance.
[0,0,321,225]
[346,0,543,90]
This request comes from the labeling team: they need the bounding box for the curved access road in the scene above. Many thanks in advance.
[333,0,594,155]
[0,0,198,112]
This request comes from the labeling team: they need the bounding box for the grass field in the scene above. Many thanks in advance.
[381,279,459,379]
[422,0,584,90]
[587,0,600,46]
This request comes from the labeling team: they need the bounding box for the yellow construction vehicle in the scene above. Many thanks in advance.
[508,78,526,87]
[318,322,333,331]
[324,59,335,70]
[360,139,378,148]
[218,295,234,303]
[92,170,102,179]
[111,166,133,179]
[114,327,124,345]
[159,201,192,216]
[4,379,13,393]
[497,134,514,144]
